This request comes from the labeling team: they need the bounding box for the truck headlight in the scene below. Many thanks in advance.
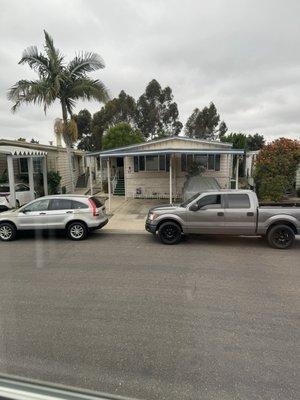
[149,212,158,221]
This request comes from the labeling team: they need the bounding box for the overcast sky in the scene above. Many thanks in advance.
[1,0,300,144]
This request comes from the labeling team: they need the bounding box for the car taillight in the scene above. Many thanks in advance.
[88,198,99,216]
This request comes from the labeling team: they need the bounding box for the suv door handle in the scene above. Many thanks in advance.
[217,212,224,216]
[66,211,73,214]
[247,212,254,216]
[39,212,46,215]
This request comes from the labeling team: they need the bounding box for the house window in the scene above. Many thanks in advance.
[33,158,42,173]
[215,154,221,171]
[71,155,76,171]
[159,155,166,171]
[134,156,138,172]
[208,154,215,170]
[145,155,159,171]
[194,154,208,168]
[19,158,28,174]
[139,156,145,171]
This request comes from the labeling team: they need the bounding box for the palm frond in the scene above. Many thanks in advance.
[7,79,55,113]
[67,77,109,104]
[43,30,64,69]
[67,52,105,77]
[19,46,50,77]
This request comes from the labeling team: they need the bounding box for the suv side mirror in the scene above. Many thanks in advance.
[189,203,199,212]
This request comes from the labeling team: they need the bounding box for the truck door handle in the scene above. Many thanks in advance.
[217,212,224,216]
[247,212,254,216]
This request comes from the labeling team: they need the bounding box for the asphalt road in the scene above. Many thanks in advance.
[0,231,299,400]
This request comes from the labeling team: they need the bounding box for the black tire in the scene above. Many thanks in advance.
[267,224,295,249]
[0,222,17,242]
[158,221,182,245]
[67,221,88,241]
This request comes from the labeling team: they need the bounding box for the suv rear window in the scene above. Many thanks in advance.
[72,200,88,209]
[90,197,103,207]
[227,194,250,209]
[49,199,73,210]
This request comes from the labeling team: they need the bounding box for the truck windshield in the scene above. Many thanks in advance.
[180,192,200,207]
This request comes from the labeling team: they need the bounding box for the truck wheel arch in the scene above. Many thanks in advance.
[156,218,183,232]
[267,220,297,235]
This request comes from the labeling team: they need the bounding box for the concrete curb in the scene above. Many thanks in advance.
[99,229,148,235]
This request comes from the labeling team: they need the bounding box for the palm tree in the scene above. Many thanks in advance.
[8,30,109,189]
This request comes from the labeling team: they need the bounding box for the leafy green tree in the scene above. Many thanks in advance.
[221,132,248,149]
[8,30,109,147]
[246,133,265,151]
[254,138,300,201]
[185,102,221,139]
[218,121,228,140]
[137,79,182,139]
[102,122,144,150]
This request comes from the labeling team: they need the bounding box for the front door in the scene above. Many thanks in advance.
[187,194,225,233]
[17,198,50,229]
[116,157,124,178]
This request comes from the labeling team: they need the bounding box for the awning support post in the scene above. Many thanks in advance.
[107,158,111,212]
[27,157,35,201]
[235,155,239,189]
[7,155,16,208]
[89,157,93,196]
[42,157,48,195]
[169,154,173,204]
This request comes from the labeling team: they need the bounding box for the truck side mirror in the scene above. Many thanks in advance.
[189,203,199,212]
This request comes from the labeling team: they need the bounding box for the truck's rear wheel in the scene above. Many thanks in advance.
[267,224,295,249]
[158,221,182,245]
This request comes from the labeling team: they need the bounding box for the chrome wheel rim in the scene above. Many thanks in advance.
[0,225,13,240]
[273,229,293,248]
[70,224,84,239]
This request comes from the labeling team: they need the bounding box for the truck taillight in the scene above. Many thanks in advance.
[88,198,98,216]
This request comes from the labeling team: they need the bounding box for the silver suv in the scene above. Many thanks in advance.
[0,195,108,241]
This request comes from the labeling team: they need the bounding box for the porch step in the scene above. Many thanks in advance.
[113,179,125,196]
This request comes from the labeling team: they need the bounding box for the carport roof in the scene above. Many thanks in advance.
[87,147,244,158]
[0,145,47,156]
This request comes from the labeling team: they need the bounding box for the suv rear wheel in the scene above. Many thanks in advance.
[0,222,17,241]
[267,224,295,249]
[67,221,88,241]
[158,221,182,245]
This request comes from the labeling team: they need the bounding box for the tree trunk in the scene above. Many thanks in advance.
[61,99,75,192]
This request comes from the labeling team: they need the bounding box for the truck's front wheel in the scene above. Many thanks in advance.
[267,224,295,249]
[158,221,182,245]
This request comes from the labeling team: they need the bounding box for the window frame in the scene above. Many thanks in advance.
[23,199,50,212]
[48,198,73,211]
[196,194,223,210]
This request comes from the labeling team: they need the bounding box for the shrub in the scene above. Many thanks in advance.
[254,138,300,201]
[187,161,205,177]
[48,171,62,194]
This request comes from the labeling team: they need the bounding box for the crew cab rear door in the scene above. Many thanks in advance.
[187,194,225,233]
[223,193,256,234]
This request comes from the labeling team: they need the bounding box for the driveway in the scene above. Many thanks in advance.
[103,197,169,232]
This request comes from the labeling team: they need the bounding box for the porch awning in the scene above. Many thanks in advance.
[88,147,244,158]
[0,145,47,156]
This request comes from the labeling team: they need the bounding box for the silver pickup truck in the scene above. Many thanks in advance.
[145,190,300,249]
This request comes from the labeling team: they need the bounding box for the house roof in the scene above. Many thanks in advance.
[0,139,84,155]
[0,145,47,157]
[87,135,235,157]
